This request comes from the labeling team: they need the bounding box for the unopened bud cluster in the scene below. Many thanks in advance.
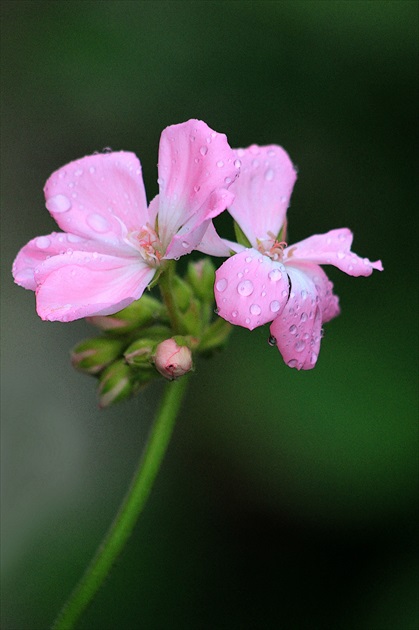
[71,260,232,407]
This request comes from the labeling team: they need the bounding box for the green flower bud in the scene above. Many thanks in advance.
[186,258,216,302]
[198,318,232,355]
[87,295,167,334]
[98,360,133,408]
[124,338,156,368]
[171,275,194,312]
[71,338,125,374]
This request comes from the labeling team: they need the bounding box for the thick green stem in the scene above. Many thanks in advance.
[52,376,189,630]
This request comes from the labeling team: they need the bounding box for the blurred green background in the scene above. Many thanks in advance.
[1,1,418,628]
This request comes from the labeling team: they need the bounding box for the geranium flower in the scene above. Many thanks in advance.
[13,119,239,322]
[213,144,383,369]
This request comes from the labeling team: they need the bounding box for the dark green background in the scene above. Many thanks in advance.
[1,1,417,628]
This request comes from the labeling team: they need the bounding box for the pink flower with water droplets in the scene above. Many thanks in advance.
[12,120,239,322]
[213,144,383,370]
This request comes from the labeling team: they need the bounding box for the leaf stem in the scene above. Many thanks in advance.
[52,376,189,630]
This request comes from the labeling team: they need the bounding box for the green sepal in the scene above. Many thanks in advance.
[197,318,233,355]
[234,221,252,248]
[186,258,216,302]
[98,359,134,408]
[124,338,157,368]
[87,294,167,334]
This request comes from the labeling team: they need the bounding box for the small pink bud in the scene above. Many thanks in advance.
[154,339,193,380]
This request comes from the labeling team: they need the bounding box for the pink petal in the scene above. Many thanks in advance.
[156,119,239,249]
[34,251,155,322]
[227,145,297,246]
[12,231,134,291]
[164,189,235,259]
[44,152,149,245]
[284,228,383,276]
[269,263,340,370]
[214,249,290,330]
[197,222,244,257]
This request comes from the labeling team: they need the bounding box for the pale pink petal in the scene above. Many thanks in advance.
[269,265,323,370]
[164,189,235,259]
[214,249,290,330]
[12,231,135,290]
[34,251,155,322]
[227,145,297,246]
[44,152,149,245]
[156,119,239,249]
[284,228,383,277]
[197,222,244,257]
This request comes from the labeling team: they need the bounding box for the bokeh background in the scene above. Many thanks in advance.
[1,1,418,628]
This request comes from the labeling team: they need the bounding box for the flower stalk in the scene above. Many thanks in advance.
[51,375,189,630]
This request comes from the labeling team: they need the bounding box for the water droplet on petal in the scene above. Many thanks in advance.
[216,278,228,292]
[216,160,224,168]
[245,256,252,263]
[268,269,282,282]
[224,177,232,185]
[74,169,83,177]
[310,352,318,365]
[245,317,251,324]
[289,325,297,334]
[250,304,261,315]
[301,289,308,300]
[234,159,241,169]
[268,335,276,346]
[193,184,200,193]
[265,168,274,181]
[35,236,51,249]
[295,340,306,352]
[89,166,95,174]
[181,241,189,249]
[46,194,72,213]
[237,280,254,296]
[270,300,280,313]
[288,359,298,368]
[87,213,109,233]
[300,312,308,322]
[199,146,208,156]
[232,310,238,318]
[337,251,345,260]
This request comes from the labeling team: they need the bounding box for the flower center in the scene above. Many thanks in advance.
[127,224,163,267]
[257,231,287,261]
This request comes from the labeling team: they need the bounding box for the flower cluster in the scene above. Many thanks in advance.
[13,118,382,403]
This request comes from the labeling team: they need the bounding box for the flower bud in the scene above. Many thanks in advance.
[171,276,194,312]
[124,338,156,368]
[153,338,193,380]
[71,338,125,374]
[186,258,216,302]
[87,295,167,334]
[98,359,133,408]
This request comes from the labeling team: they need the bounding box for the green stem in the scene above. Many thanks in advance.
[158,261,186,334]
[52,376,189,630]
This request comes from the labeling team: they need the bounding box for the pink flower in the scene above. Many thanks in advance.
[213,144,383,369]
[12,120,239,322]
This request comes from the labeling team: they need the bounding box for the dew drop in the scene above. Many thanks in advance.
[199,146,208,156]
[35,236,51,249]
[268,335,276,346]
[87,213,109,233]
[337,251,345,260]
[232,310,238,318]
[216,278,228,292]
[46,194,72,214]
[234,159,241,169]
[237,280,254,296]
[295,340,306,352]
[264,168,274,181]
[245,317,251,324]
[301,289,308,300]
[300,312,308,322]
[89,166,95,174]
[281,289,289,298]
[250,304,261,316]
[74,169,83,177]
[193,185,201,192]
[268,268,282,282]
[181,241,189,249]
[310,351,318,365]
[245,256,252,263]
[67,233,83,243]
[287,359,298,368]
[214,307,220,314]
[216,160,224,168]
[289,325,297,334]
[270,300,280,313]
[267,149,276,156]
[224,177,232,185]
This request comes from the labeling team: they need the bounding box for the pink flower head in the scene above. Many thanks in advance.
[213,144,383,370]
[13,120,240,322]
